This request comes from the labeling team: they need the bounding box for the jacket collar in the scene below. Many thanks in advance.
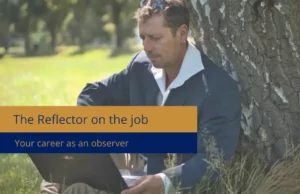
[150,41,205,93]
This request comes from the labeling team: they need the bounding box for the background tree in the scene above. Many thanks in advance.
[0,0,20,53]
[186,0,300,164]
[42,0,71,52]
[103,0,138,56]
[13,0,47,55]
[0,0,139,56]
[109,0,138,48]
[69,0,91,52]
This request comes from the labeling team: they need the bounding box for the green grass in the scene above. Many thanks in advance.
[0,47,134,106]
[0,46,135,194]
[0,154,41,194]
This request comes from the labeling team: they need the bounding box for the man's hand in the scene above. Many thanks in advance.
[121,175,164,194]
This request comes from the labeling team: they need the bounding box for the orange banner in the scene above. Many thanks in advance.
[0,106,197,132]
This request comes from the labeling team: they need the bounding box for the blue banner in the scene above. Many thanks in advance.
[0,133,197,153]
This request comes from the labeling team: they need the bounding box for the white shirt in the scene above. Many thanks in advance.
[146,41,205,193]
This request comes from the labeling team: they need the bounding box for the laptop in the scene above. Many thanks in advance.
[28,153,141,194]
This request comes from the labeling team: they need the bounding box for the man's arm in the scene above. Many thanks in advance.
[40,53,140,194]
[77,52,139,106]
[162,75,241,191]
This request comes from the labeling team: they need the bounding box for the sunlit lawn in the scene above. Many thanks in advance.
[0,47,133,106]
[0,47,135,194]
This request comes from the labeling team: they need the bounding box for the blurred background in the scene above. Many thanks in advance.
[0,0,142,193]
[0,0,141,57]
[0,0,143,107]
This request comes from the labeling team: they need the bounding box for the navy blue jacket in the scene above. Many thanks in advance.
[76,50,241,193]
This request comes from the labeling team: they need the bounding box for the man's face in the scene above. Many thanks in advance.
[138,13,183,69]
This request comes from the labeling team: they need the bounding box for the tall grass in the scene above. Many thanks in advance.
[0,154,42,194]
[163,141,300,194]
[211,145,300,194]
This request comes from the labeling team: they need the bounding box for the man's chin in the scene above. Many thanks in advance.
[152,63,163,69]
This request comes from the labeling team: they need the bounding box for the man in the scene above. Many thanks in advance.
[41,0,241,193]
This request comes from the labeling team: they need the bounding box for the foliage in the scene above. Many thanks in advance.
[0,0,140,56]
[163,139,300,194]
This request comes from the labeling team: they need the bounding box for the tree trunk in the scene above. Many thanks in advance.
[186,0,300,164]
[23,11,32,56]
[111,0,124,48]
[0,19,10,54]
[24,31,31,56]
[73,0,90,53]
[50,28,57,53]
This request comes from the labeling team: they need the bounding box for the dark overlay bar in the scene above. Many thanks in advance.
[0,133,197,153]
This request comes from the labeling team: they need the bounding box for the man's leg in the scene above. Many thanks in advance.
[40,180,60,194]
[61,183,114,194]
[40,181,114,194]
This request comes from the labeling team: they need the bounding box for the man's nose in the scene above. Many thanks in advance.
[143,38,154,53]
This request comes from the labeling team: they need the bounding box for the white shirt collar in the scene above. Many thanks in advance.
[151,41,204,93]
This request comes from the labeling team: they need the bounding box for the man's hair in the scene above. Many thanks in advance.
[134,0,190,36]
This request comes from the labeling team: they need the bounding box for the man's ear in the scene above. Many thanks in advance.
[178,24,188,40]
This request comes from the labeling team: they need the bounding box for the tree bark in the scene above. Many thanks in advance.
[72,0,90,53]
[111,0,124,48]
[24,14,32,56]
[186,0,300,163]
[50,28,57,52]
[0,19,10,54]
